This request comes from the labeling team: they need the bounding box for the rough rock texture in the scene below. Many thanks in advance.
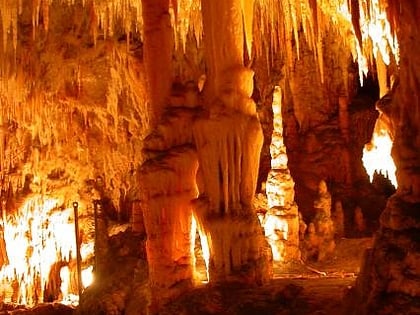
[301,181,336,262]
[253,25,386,238]
[332,200,345,238]
[76,229,148,315]
[0,2,147,305]
[0,1,418,315]
[351,2,420,313]
[137,1,200,311]
[0,1,148,219]
[139,121,199,309]
[262,86,300,262]
[2,303,75,315]
[283,58,384,234]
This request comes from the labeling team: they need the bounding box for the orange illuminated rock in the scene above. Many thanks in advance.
[263,86,301,262]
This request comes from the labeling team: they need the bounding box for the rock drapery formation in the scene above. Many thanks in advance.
[192,0,272,286]
[0,1,148,306]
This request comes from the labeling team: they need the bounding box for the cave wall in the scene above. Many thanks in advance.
[253,17,385,235]
[0,1,418,314]
[353,2,420,314]
[138,0,272,311]
[0,1,151,307]
[0,1,148,233]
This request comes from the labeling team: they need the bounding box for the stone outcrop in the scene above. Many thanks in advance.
[76,230,148,315]
[351,2,420,314]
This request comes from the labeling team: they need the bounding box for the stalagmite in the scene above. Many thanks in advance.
[353,206,366,236]
[263,86,300,262]
[302,180,335,262]
[362,121,397,187]
[332,200,345,238]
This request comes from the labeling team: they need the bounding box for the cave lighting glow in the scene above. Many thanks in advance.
[191,216,210,283]
[362,125,397,187]
[263,215,288,262]
[0,195,94,305]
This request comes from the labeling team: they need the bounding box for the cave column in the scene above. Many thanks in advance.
[139,0,197,312]
[142,0,173,126]
[200,0,244,98]
[139,151,198,310]
[193,0,272,284]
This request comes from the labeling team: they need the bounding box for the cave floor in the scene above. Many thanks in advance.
[162,277,355,315]
[161,237,373,315]
[2,238,372,315]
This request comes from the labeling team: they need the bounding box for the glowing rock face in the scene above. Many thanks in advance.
[263,86,300,262]
[362,122,397,187]
[0,196,93,306]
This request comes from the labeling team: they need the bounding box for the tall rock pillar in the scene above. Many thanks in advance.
[139,0,198,312]
[263,86,301,262]
[193,0,272,284]
[142,0,173,126]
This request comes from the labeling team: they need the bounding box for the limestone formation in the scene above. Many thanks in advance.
[352,3,420,314]
[0,1,417,315]
[263,86,301,262]
[353,206,366,236]
[302,181,335,262]
[332,201,345,239]
[186,0,273,286]
[193,66,272,283]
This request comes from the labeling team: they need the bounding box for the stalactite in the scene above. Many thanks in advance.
[0,0,398,99]
[241,0,254,59]
[350,0,362,48]
[172,0,202,52]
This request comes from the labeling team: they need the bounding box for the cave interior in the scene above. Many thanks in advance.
[0,0,418,314]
